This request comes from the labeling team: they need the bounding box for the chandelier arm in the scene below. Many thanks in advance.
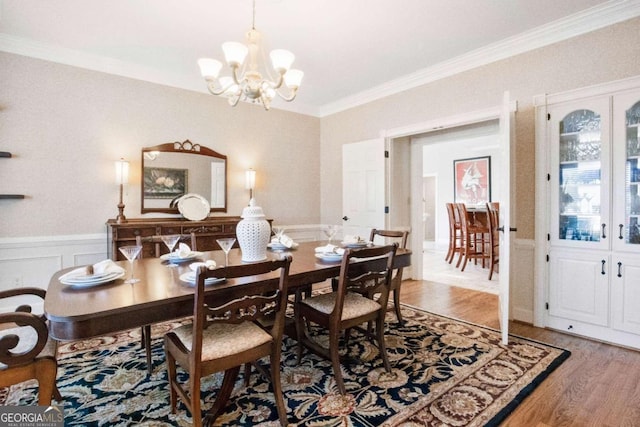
[231,65,243,85]
[274,87,299,102]
[205,81,230,96]
[228,94,243,107]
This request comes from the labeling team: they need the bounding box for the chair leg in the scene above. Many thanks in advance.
[35,359,58,406]
[393,286,403,324]
[294,306,306,364]
[142,324,152,374]
[329,329,346,395]
[375,315,392,374]
[270,350,289,426]
[203,366,240,426]
[164,347,178,413]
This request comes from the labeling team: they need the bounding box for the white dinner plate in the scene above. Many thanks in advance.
[341,241,370,248]
[60,271,125,288]
[315,252,343,262]
[268,242,299,250]
[179,272,225,286]
[160,251,203,263]
[177,194,210,221]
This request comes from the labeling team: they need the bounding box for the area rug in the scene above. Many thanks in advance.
[3,306,570,426]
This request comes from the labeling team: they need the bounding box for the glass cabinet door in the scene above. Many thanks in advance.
[550,97,611,249]
[613,91,640,251]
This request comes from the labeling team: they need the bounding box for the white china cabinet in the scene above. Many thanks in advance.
[538,80,640,348]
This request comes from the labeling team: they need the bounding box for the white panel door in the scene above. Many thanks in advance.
[612,254,640,335]
[342,139,386,237]
[498,91,513,345]
[549,248,610,326]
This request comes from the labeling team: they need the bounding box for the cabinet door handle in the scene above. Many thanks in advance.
[617,261,622,278]
[601,259,606,275]
[601,223,606,239]
[619,224,624,240]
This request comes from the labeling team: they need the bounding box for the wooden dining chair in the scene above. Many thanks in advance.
[164,255,292,427]
[0,288,62,405]
[136,232,197,374]
[445,203,463,264]
[294,244,397,395]
[369,228,409,323]
[455,203,490,271]
[486,202,500,280]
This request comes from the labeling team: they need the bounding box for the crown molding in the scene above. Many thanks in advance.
[1,0,638,118]
[318,0,640,117]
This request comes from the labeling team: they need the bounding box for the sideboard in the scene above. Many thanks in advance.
[106,217,251,261]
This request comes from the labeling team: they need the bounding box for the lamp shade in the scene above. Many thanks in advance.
[245,169,256,190]
[222,42,249,66]
[270,49,295,73]
[283,69,304,88]
[197,58,223,79]
[115,159,129,185]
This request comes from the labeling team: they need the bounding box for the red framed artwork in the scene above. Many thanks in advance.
[453,156,491,205]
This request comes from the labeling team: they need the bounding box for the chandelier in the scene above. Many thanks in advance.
[197,0,303,110]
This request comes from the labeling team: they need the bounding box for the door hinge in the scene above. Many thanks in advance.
[545,302,549,310]
[547,233,550,241]
[547,173,551,181]
[385,206,389,214]
[546,254,549,262]
[547,113,551,121]
[384,150,389,158]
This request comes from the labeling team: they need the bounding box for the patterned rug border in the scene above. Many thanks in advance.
[397,303,571,426]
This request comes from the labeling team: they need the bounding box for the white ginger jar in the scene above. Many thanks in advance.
[236,199,270,262]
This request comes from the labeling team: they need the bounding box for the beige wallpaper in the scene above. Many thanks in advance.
[319,17,640,240]
[0,53,321,237]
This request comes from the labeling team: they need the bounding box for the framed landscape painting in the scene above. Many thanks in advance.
[453,156,491,205]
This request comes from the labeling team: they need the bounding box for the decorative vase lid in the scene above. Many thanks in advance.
[241,198,266,219]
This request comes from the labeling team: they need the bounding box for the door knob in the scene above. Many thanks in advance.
[342,216,349,221]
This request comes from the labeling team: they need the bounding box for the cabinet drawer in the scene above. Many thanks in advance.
[183,224,225,234]
[160,225,182,235]
[116,227,157,239]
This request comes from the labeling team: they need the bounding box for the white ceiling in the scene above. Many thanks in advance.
[1,0,639,116]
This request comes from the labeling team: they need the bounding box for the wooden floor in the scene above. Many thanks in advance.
[400,280,640,427]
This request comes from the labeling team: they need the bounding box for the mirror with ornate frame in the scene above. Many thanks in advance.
[141,140,227,214]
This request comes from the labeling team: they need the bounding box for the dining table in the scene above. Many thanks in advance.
[44,240,412,342]
[44,240,410,424]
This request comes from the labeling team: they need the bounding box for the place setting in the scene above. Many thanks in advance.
[58,258,126,288]
[179,260,226,287]
[267,227,299,251]
[159,240,203,265]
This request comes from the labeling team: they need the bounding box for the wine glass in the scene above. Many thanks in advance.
[272,226,285,242]
[161,234,181,267]
[216,237,236,267]
[119,245,142,284]
[323,225,338,244]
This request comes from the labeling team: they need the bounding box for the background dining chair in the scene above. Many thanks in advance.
[486,202,500,280]
[369,228,409,324]
[294,244,397,395]
[455,203,490,271]
[136,232,197,374]
[445,203,463,264]
[0,288,62,405]
[164,256,292,427]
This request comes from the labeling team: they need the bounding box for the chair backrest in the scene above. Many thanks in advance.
[369,229,409,249]
[135,233,197,258]
[486,202,500,238]
[455,203,471,235]
[190,255,293,363]
[333,244,398,321]
[0,288,49,368]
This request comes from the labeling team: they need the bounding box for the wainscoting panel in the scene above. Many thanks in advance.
[0,234,107,313]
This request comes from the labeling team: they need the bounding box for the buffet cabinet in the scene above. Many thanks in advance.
[541,82,640,348]
[106,217,245,261]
